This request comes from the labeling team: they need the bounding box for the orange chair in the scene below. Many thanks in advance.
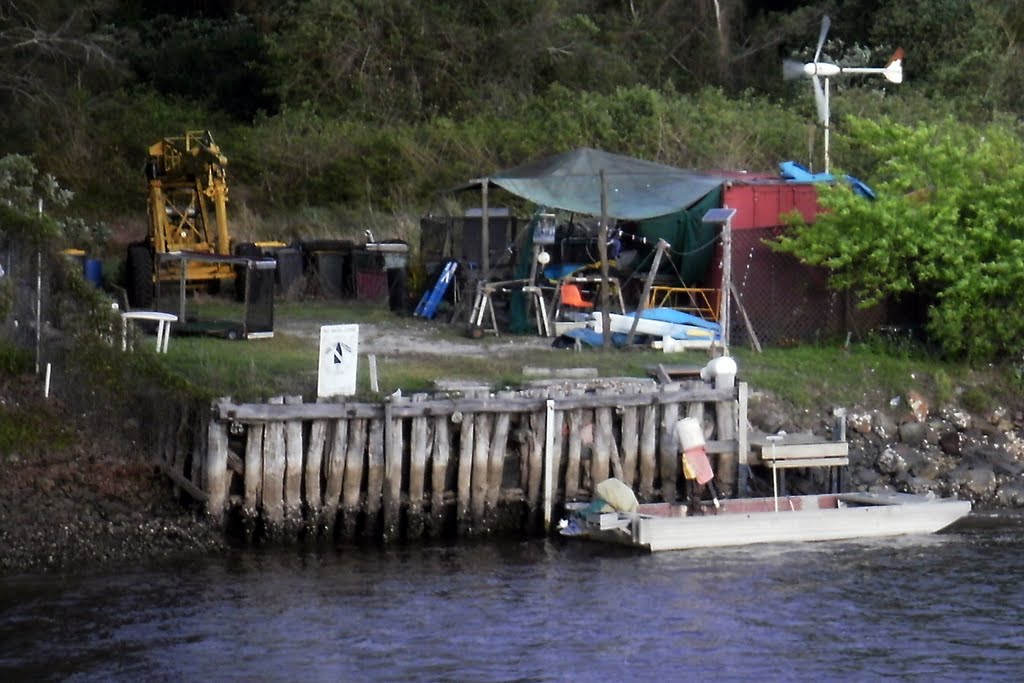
[560,284,593,310]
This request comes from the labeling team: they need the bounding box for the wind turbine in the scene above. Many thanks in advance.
[784,15,903,173]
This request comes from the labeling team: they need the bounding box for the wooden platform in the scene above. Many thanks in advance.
[749,432,849,469]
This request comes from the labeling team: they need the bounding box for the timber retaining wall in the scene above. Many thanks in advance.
[154,378,749,542]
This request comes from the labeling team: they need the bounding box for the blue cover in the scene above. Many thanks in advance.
[631,307,720,332]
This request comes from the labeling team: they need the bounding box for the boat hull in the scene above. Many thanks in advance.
[563,493,972,552]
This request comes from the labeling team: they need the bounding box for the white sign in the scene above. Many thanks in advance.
[317,324,359,397]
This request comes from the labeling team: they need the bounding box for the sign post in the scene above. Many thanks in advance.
[318,324,360,398]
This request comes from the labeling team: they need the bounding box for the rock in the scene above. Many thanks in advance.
[748,399,790,434]
[851,466,881,488]
[898,421,927,446]
[993,481,1024,507]
[939,431,963,456]
[877,446,908,475]
[872,411,898,441]
[848,412,873,434]
[941,407,972,430]
[950,464,997,499]
[907,390,929,422]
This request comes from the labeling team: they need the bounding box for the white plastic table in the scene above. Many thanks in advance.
[121,311,178,353]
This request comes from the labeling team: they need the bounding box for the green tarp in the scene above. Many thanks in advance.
[468,147,724,221]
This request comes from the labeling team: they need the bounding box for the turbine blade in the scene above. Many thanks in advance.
[884,48,905,84]
[783,59,806,80]
[813,15,831,64]
[812,75,828,124]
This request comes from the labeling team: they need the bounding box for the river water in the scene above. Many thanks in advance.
[2,515,1022,682]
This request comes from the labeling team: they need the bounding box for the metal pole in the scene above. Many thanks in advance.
[720,215,732,350]
[35,199,42,374]
[598,170,611,349]
[481,180,490,283]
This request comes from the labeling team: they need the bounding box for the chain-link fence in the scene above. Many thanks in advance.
[729,226,886,348]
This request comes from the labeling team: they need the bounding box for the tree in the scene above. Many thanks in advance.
[772,116,1024,360]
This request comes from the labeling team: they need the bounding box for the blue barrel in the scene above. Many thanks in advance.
[84,259,103,287]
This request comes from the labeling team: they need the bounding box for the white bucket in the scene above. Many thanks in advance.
[674,417,705,452]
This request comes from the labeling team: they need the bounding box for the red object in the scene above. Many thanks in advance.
[723,180,820,230]
[683,447,715,485]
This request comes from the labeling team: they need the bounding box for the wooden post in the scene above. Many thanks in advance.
[659,388,680,503]
[456,409,475,535]
[625,239,668,347]
[283,396,304,525]
[341,418,367,540]
[323,417,349,532]
[364,417,385,539]
[430,416,451,537]
[526,409,544,531]
[486,393,514,525]
[262,396,286,530]
[243,422,264,518]
[620,404,639,487]
[383,399,403,542]
[638,404,657,501]
[565,408,583,501]
[715,392,737,498]
[205,403,230,522]
[470,411,493,533]
[304,418,329,523]
[407,394,431,539]
[591,406,612,486]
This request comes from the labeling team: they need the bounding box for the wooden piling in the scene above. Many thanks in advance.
[565,407,583,501]
[470,411,493,533]
[383,399,404,542]
[364,417,385,539]
[430,416,451,537]
[659,386,681,503]
[341,418,367,540]
[322,417,348,532]
[243,422,264,517]
[620,404,639,487]
[304,419,328,523]
[485,391,513,527]
[525,409,544,530]
[204,406,229,521]
[407,394,431,538]
[638,404,657,501]
[284,396,304,526]
[456,409,474,535]
[262,396,287,531]
[591,406,612,487]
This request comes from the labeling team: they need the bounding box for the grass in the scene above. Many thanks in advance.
[139,299,1016,415]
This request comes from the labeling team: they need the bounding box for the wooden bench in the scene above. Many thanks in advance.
[749,432,848,469]
[749,432,848,500]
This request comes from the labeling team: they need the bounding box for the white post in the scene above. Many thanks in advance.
[823,77,831,174]
[44,363,51,398]
[543,399,555,531]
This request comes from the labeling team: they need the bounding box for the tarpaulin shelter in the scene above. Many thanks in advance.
[459,147,726,285]
[462,147,724,221]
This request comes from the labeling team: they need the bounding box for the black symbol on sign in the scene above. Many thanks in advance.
[333,342,352,364]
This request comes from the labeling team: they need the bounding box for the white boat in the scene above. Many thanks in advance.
[559,491,972,552]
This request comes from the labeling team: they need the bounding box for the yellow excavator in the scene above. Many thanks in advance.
[126,130,248,307]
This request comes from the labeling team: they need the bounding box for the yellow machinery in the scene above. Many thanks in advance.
[126,130,238,307]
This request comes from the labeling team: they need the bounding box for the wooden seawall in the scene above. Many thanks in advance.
[156,379,749,542]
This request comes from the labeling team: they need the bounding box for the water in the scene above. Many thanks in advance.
[2,519,1023,682]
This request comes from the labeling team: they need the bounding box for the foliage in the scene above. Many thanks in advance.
[0,155,108,251]
[772,116,1024,360]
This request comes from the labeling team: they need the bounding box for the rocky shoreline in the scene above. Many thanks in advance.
[749,391,1024,508]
